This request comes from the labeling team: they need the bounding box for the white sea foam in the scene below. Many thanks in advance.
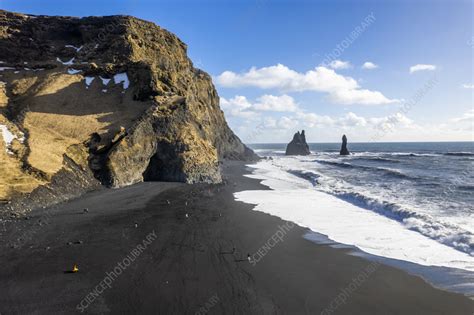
[268,155,474,255]
[234,159,474,271]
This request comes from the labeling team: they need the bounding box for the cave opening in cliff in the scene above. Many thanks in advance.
[143,141,186,182]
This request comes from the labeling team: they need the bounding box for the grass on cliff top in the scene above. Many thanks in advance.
[22,71,149,175]
[0,69,150,200]
[0,115,44,201]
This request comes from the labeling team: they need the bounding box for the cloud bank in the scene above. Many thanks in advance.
[216,64,399,105]
[220,94,299,119]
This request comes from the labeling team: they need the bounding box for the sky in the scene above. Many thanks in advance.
[1,0,473,143]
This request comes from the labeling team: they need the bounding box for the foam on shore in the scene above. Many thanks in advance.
[234,160,474,271]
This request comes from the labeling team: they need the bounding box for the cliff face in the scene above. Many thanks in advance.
[0,10,256,214]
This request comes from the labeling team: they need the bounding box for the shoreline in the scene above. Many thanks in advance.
[0,160,473,314]
[238,158,474,297]
[303,230,474,298]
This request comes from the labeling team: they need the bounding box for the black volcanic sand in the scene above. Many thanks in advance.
[0,161,473,314]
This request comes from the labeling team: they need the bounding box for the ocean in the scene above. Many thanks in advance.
[237,142,474,295]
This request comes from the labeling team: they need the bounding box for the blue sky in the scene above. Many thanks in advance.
[1,0,472,142]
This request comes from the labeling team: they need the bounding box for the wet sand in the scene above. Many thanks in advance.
[0,161,473,314]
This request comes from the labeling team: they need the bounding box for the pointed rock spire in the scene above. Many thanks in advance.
[340,134,350,155]
[285,130,310,155]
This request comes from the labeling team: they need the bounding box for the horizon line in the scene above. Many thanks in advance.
[246,140,474,145]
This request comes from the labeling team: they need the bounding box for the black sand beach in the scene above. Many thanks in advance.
[1,161,473,314]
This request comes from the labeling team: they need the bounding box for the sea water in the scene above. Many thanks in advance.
[236,142,474,295]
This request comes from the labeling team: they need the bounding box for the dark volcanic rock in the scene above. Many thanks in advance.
[340,134,350,155]
[285,130,310,156]
[0,10,258,214]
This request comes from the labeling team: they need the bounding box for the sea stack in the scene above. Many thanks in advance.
[285,130,310,155]
[340,134,350,155]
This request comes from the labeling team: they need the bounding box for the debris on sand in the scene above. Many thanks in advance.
[67,240,83,245]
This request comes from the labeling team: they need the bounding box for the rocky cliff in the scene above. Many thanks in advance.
[0,10,257,215]
[285,130,310,156]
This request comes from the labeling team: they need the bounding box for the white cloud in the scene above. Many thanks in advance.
[216,64,358,91]
[260,116,299,130]
[451,109,474,123]
[220,95,251,110]
[409,64,436,74]
[220,96,259,119]
[340,112,368,127]
[253,94,299,112]
[220,94,298,119]
[368,112,414,130]
[295,112,335,127]
[294,111,411,130]
[462,84,474,89]
[234,109,470,143]
[277,116,299,130]
[263,117,277,128]
[215,64,398,105]
[362,61,378,69]
[329,89,398,105]
[328,60,352,70]
[221,94,414,136]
